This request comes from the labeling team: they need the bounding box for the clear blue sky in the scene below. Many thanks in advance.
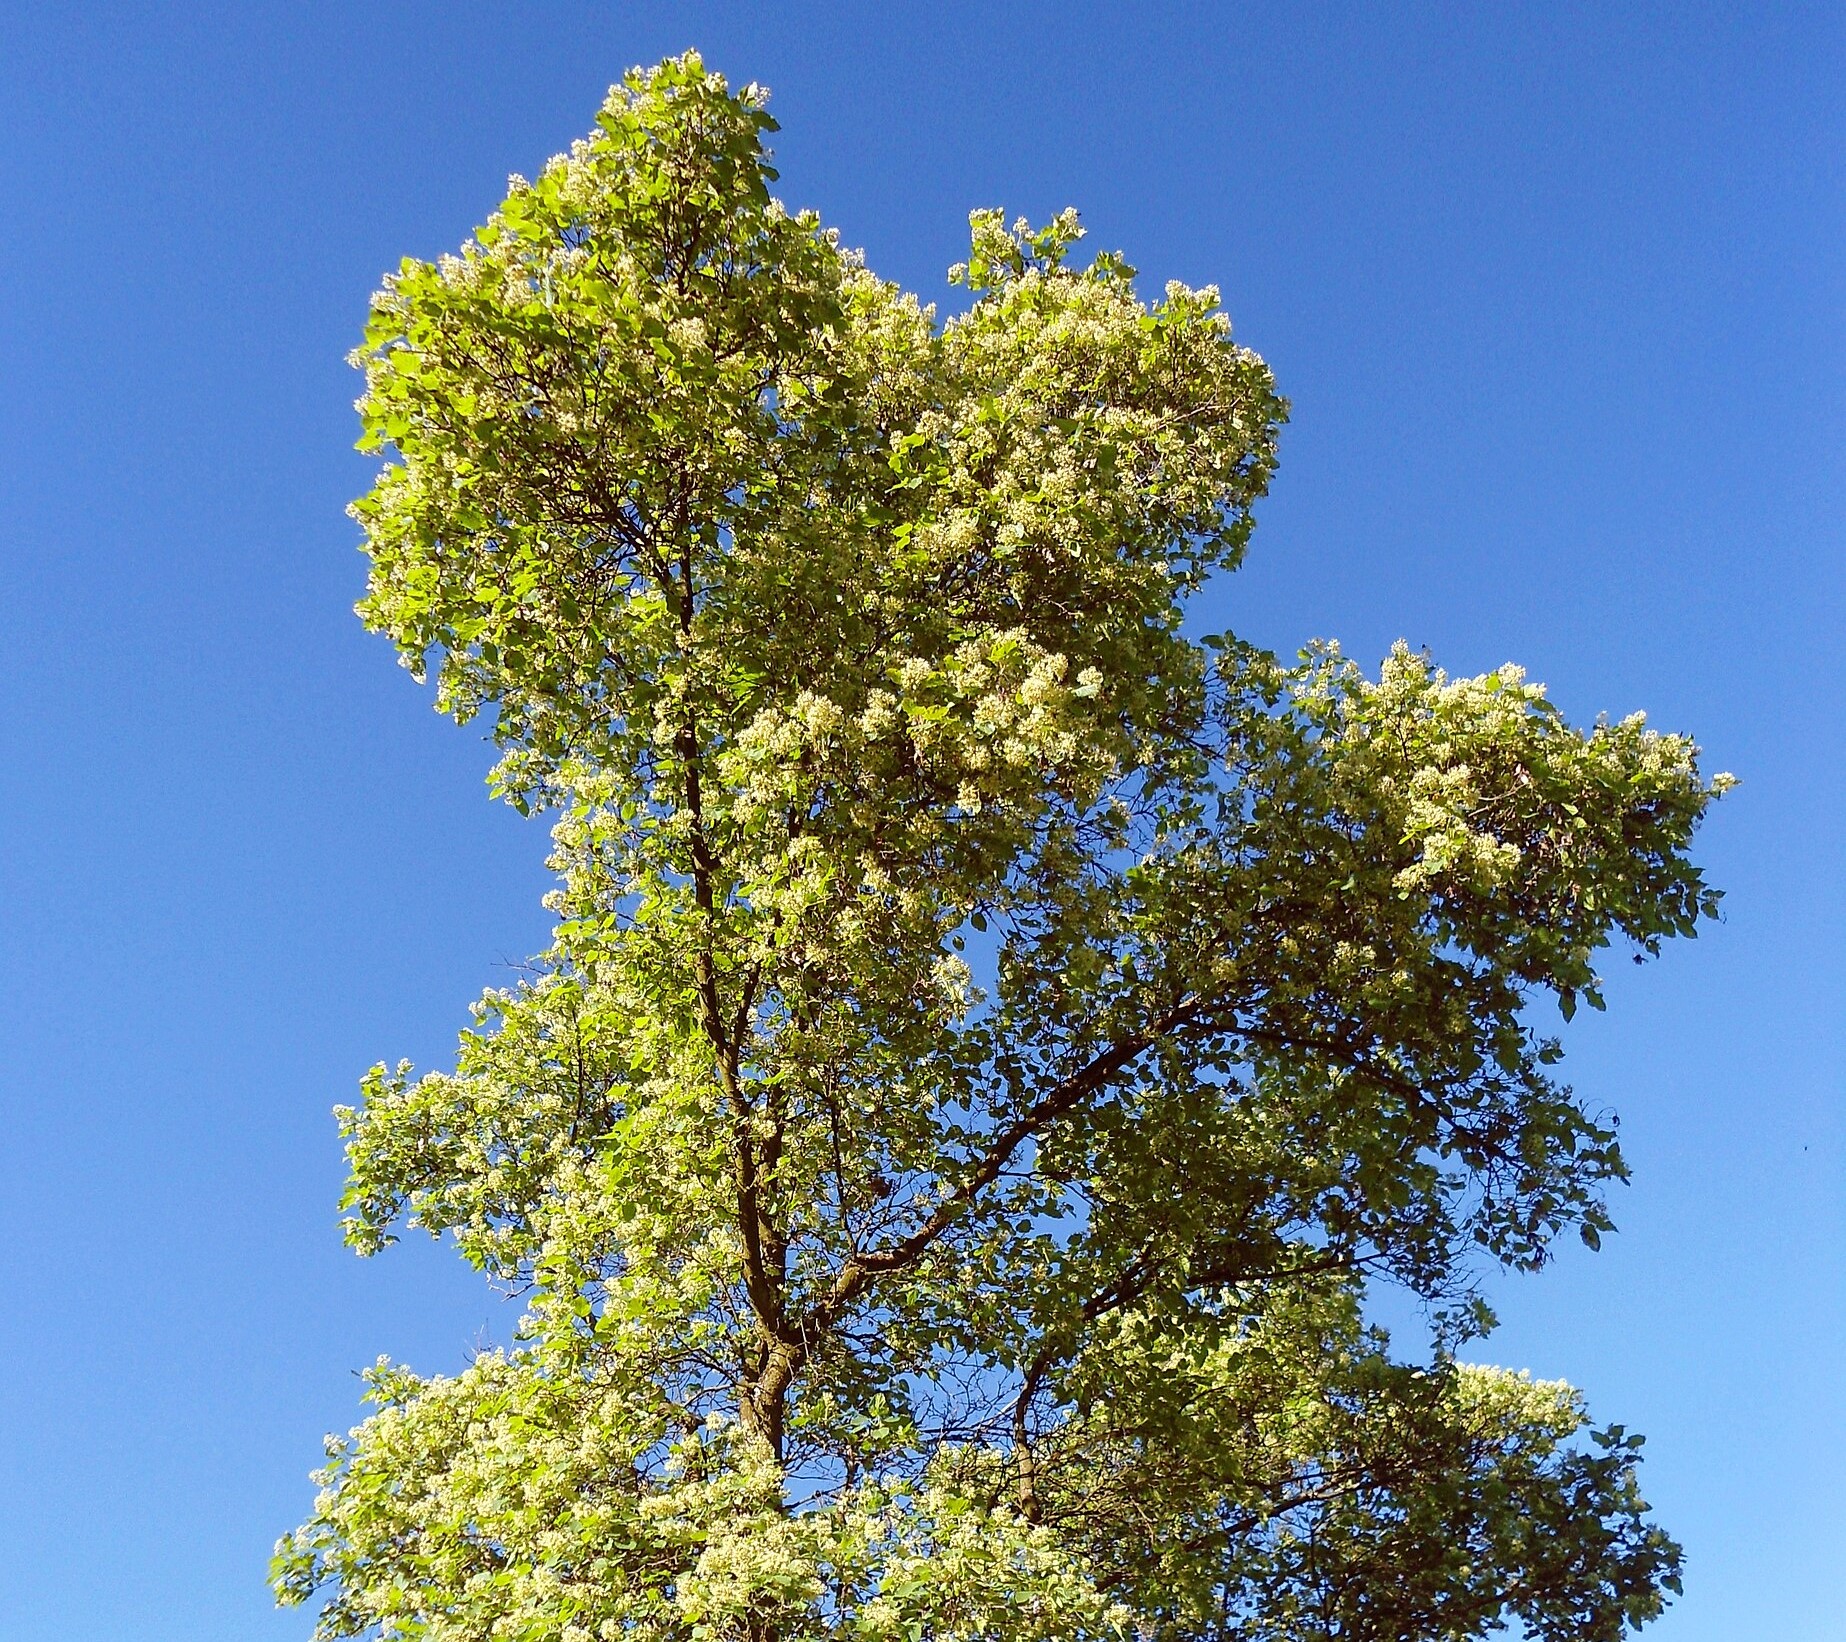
[0,4,1838,1638]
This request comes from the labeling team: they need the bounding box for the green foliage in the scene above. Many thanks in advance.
[280,53,1726,1642]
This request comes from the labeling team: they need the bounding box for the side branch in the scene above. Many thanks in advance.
[754,998,1214,1414]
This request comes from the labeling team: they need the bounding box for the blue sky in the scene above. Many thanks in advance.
[0,4,1838,1638]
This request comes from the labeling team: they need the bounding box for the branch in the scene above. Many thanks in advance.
[752,997,1216,1419]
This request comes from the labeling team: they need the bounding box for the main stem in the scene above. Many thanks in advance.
[671,527,795,1467]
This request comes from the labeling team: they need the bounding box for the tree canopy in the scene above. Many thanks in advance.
[277,52,1728,1642]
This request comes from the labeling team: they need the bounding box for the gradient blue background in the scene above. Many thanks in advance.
[1,4,1838,1637]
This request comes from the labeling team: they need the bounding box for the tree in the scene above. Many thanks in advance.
[276,53,1728,1642]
